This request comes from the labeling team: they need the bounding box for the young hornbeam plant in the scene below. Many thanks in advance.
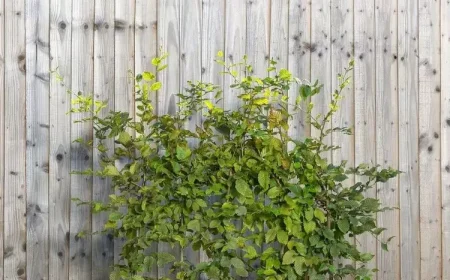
[69,52,399,280]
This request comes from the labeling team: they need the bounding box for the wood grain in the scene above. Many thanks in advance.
[398,0,420,278]
[442,0,450,278]
[288,0,311,141]
[157,0,181,276]
[26,0,50,278]
[418,0,442,279]
[0,0,5,277]
[69,0,95,278]
[375,1,400,278]
[48,0,72,278]
[3,0,27,278]
[134,0,158,277]
[114,0,135,266]
[311,0,331,155]
[224,0,246,111]
[354,0,377,271]
[92,1,115,279]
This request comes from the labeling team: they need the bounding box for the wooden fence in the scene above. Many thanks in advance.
[0,0,448,279]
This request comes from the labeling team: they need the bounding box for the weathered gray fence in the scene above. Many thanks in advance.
[0,0,449,279]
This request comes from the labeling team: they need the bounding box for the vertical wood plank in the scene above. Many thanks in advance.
[3,0,27,278]
[114,0,135,266]
[69,0,94,279]
[157,0,180,276]
[0,0,5,277]
[246,0,270,77]
[418,0,442,279]
[49,0,72,278]
[134,0,158,277]
[201,0,225,268]
[224,0,246,110]
[26,0,50,278]
[311,0,331,152]
[201,0,225,103]
[135,0,157,111]
[330,0,354,172]
[288,0,311,140]
[398,0,420,278]
[330,0,354,272]
[442,0,450,278]
[375,1,400,278]
[354,0,377,271]
[180,0,202,266]
[270,0,288,68]
[92,0,115,279]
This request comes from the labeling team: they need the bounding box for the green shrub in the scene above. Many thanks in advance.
[70,53,399,280]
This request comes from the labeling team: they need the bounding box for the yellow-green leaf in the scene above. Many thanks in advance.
[150,81,162,91]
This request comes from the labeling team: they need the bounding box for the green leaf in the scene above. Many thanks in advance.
[305,207,314,221]
[322,229,334,240]
[314,209,327,223]
[142,71,155,81]
[299,84,312,99]
[235,179,252,197]
[294,257,305,276]
[337,219,350,233]
[235,206,247,216]
[156,252,176,266]
[277,230,289,245]
[258,170,270,189]
[150,81,162,91]
[235,268,248,277]
[230,257,245,269]
[117,131,131,146]
[304,221,316,234]
[104,165,120,176]
[330,245,339,257]
[265,228,277,243]
[187,220,200,232]
[244,246,258,259]
[176,145,191,160]
[282,250,296,265]
[267,187,281,199]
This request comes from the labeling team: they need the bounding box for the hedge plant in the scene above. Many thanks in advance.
[70,53,399,280]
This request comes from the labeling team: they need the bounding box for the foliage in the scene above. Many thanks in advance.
[69,52,399,280]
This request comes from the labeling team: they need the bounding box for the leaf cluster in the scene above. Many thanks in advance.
[70,53,399,280]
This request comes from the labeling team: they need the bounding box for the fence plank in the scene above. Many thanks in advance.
[180,0,202,267]
[398,0,420,278]
[69,0,95,279]
[0,0,5,277]
[26,0,50,278]
[134,0,158,277]
[201,0,225,101]
[246,0,270,77]
[3,0,27,278]
[92,1,115,279]
[48,0,72,278]
[200,0,225,268]
[375,1,400,278]
[330,0,354,273]
[418,0,442,279]
[157,0,181,276]
[270,0,288,68]
[114,0,135,266]
[442,0,450,278]
[288,0,311,141]
[224,0,246,111]
[311,0,331,152]
[354,0,377,271]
